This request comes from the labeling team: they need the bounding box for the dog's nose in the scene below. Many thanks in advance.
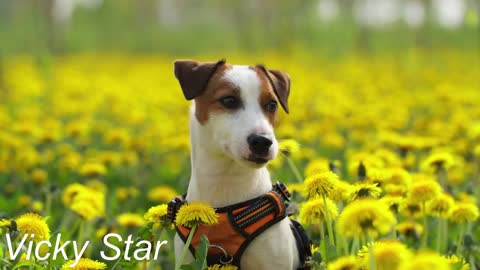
[247,134,272,156]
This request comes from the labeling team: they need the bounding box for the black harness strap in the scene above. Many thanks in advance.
[290,219,313,270]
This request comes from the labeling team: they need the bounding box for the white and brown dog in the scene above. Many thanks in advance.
[173,60,305,270]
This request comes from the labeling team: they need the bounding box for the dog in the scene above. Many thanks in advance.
[173,59,303,270]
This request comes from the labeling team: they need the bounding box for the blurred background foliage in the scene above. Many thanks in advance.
[0,0,478,57]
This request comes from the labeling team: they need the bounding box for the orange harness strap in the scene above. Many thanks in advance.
[168,182,292,267]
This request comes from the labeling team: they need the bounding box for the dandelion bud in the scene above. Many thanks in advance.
[358,161,366,181]
[328,161,339,174]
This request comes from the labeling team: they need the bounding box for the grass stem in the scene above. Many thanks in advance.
[322,194,335,246]
[175,225,197,270]
[285,156,303,183]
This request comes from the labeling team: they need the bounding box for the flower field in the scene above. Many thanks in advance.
[0,50,479,270]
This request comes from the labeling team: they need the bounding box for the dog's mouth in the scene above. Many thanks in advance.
[245,155,269,164]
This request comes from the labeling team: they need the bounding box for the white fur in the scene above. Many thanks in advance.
[175,66,299,270]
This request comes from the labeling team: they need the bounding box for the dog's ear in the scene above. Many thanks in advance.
[257,65,291,113]
[174,59,226,100]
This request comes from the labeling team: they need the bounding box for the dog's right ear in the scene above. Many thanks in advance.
[174,59,226,100]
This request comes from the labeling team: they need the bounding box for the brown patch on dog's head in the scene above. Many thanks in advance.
[174,59,239,124]
[174,59,226,100]
[174,60,291,126]
[256,65,291,113]
[254,66,279,126]
[194,64,240,124]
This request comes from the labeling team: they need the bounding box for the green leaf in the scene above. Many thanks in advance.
[137,225,153,240]
[181,234,210,270]
[312,251,322,263]
[180,265,195,270]
[193,234,210,269]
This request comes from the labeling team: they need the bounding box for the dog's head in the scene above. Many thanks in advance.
[174,59,290,168]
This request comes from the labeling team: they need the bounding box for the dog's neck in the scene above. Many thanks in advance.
[186,113,272,208]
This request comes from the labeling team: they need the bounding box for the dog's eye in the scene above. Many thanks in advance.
[219,96,241,109]
[265,100,277,113]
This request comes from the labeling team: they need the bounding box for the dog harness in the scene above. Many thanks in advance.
[167,182,312,269]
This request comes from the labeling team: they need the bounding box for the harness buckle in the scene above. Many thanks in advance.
[167,195,185,223]
[210,245,234,265]
[274,181,291,202]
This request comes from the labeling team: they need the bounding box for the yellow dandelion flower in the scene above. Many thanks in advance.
[337,199,396,239]
[97,151,121,167]
[304,171,340,198]
[407,179,442,203]
[447,167,467,185]
[287,183,304,194]
[117,213,146,227]
[268,154,284,169]
[121,151,138,166]
[444,255,470,270]
[278,139,300,157]
[65,120,89,138]
[207,264,238,270]
[60,152,82,171]
[423,152,454,171]
[31,168,47,184]
[175,201,219,228]
[16,213,50,242]
[327,255,358,270]
[61,258,107,270]
[473,144,480,158]
[115,188,127,201]
[357,240,412,270]
[403,251,450,270]
[62,183,88,207]
[383,168,411,195]
[95,226,108,239]
[70,201,102,221]
[468,123,480,140]
[304,158,331,176]
[79,162,107,178]
[399,200,423,218]
[329,180,353,202]
[374,149,402,168]
[411,172,436,182]
[380,195,404,214]
[299,197,338,225]
[18,195,32,207]
[69,188,105,221]
[366,168,392,186]
[426,193,454,218]
[31,201,44,212]
[104,128,130,146]
[38,129,60,144]
[86,180,107,193]
[144,204,168,228]
[347,154,383,180]
[457,192,477,204]
[396,221,423,239]
[449,202,479,223]
[147,185,178,203]
[347,183,382,202]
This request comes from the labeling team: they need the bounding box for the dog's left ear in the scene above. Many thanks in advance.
[174,59,226,100]
[257,65,291,113]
